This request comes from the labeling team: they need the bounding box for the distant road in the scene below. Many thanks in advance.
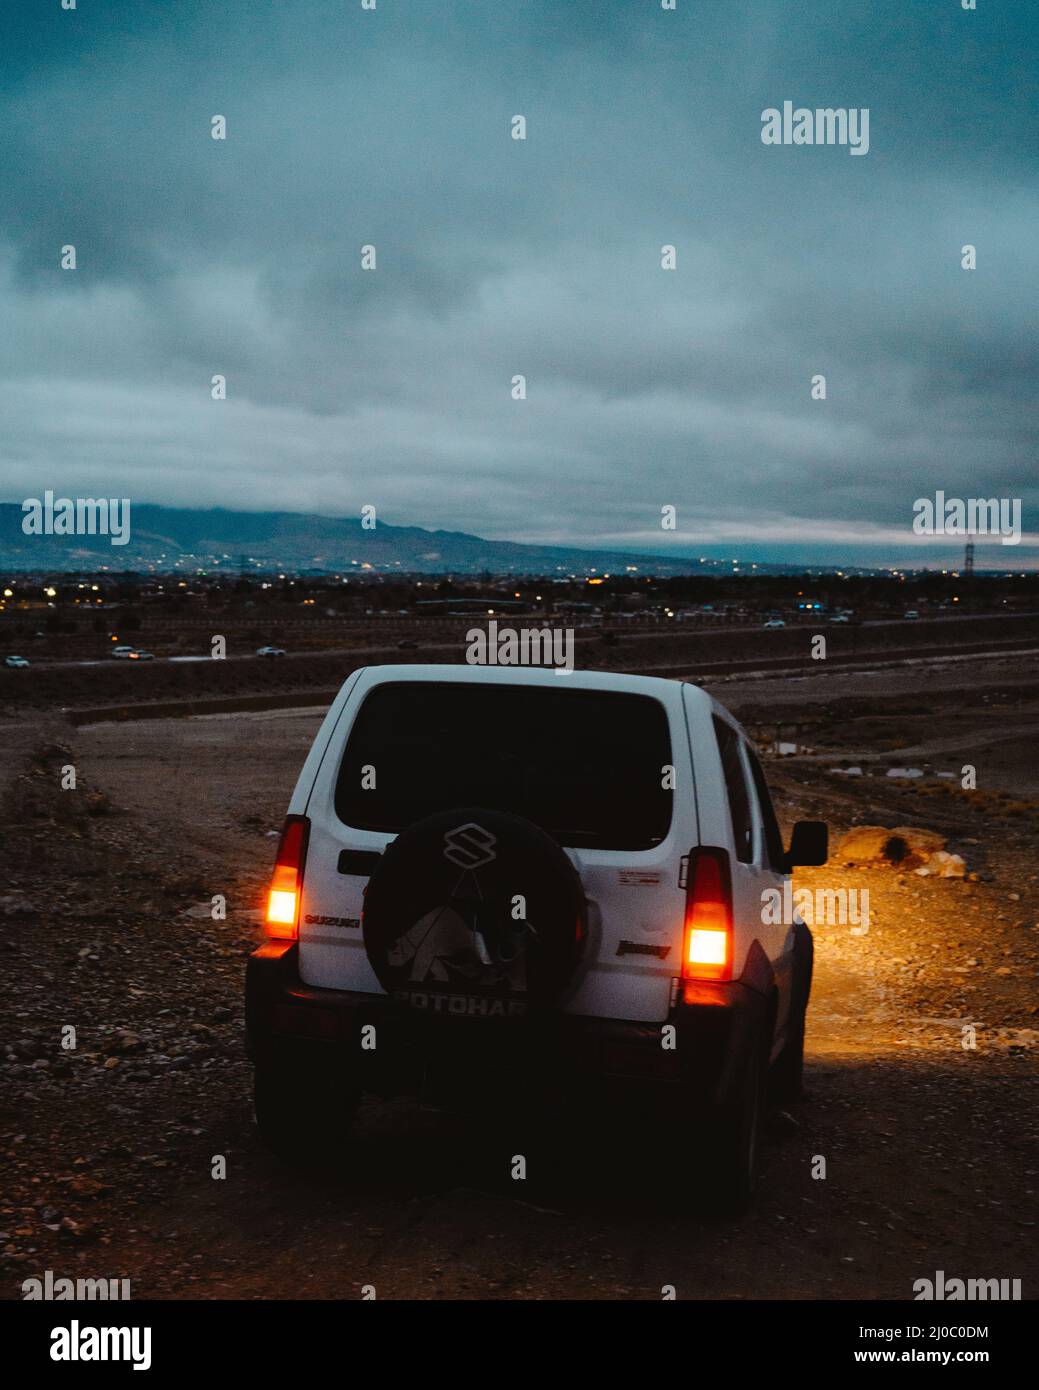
[16,609,1039,672]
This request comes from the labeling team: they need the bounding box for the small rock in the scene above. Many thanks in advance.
[60,1217,99,1243]
[0,894,34,917]
[835,825,946,870]
[932,851,967,879]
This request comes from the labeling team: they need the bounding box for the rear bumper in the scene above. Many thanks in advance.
[245,941,769,1107]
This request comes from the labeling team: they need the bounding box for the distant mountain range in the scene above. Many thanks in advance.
[9,500,977,576]
[0,501,774,576]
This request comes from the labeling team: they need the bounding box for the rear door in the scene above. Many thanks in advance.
[560,681,697,1023]
[296,672,696,1023]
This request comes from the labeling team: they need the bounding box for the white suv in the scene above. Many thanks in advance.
[245,664,827,1205]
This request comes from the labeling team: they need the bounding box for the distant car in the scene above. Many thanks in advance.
[397,639,419,651]
[830,614,850,624]
[4,655,29,668]
[111,645,136,659]
[763,619,786,629]
[257,646,287,657]
[903,610,920,620]
[128,649,155,661]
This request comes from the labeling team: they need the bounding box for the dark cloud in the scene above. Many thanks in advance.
[0,0,1036,562]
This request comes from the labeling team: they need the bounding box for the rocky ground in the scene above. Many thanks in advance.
[1,676,1038,1301]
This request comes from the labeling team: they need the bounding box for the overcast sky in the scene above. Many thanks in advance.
[1,1,1036,565]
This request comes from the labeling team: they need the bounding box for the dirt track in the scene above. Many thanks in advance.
[2,660,1038,1300]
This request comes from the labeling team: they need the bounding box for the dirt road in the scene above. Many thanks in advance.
[2,680,1038,1300]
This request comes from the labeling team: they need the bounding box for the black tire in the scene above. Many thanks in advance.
[772,1000,806,1104]
[362,806,587,1018]
[772,921,813,1104]
[698,1038,765,1213]
[253,1051,359,1165]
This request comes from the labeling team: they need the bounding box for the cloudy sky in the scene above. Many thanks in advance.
[2,0,1036,565]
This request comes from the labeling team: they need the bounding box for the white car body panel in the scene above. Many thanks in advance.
[286,664,790,1029]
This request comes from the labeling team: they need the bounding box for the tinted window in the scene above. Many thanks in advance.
[336,682,673,850]
[746,745,785,871]
[713,716,753,863]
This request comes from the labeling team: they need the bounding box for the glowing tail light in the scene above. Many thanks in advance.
[681,847,733,982]
[265,814,310,938]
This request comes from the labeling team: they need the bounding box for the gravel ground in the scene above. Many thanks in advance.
[2,677,1038,1301]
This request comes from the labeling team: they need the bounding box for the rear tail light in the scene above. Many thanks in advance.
[681,846,733,982]
[265,814,310,938]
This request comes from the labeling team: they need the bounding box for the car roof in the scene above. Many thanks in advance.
[349,662,714,710]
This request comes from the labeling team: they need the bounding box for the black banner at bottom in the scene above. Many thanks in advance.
[2,1297,1030,1374]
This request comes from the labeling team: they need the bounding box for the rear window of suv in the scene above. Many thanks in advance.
[334,681,673,850]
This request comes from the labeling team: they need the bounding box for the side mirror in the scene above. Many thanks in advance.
[785,820,828,870]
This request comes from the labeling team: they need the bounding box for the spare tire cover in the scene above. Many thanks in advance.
[362,806,587,1017]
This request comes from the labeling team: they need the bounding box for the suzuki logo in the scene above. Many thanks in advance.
[443,822,497,870]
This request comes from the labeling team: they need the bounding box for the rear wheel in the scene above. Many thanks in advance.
[253,1050,360,1165]
[772,998,807,1104]
[694,1034,765,1213]
[772,922,813,1103]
